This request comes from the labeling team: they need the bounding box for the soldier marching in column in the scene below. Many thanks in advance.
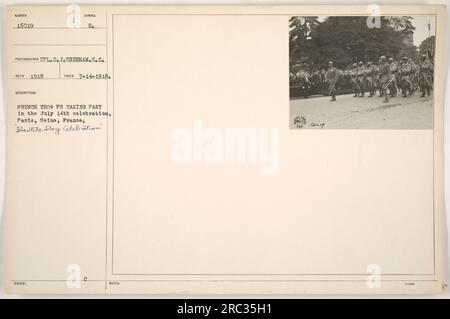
[320,55,433,102]
[419,54,433,97]
[325,61,339,101]
[289,54,433,101]
[378,56,391,103]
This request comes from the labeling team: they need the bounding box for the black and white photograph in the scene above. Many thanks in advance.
[289,15,435,129]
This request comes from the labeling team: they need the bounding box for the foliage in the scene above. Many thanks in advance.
[289,16,417,71]
[419,36,435,58]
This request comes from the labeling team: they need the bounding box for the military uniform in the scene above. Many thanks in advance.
[378,57,391,103]
[419,56,433,97]
[325,62,339,101]
[356,63,366,97]
[388,59,398,97]
[410,60,419,92]
[400,58,413,97]
[350,64,359,97]
[364,63,376,97]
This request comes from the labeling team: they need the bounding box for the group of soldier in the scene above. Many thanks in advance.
[290,54,434,103]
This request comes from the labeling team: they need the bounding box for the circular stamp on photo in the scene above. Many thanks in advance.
[294,115,306,128]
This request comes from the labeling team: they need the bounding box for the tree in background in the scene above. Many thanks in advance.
[289,16,320,72]
[289,16,417,72]
[419,36,435,59]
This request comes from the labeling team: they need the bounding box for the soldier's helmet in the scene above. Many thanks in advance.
[367,61,372,65]
[358,61,363,66]
[402,56,408,61]
[421,54,427,60]
[328,61,333,66]
[352,63,357,67]
[388,57,393,62]
[379,56,386,62]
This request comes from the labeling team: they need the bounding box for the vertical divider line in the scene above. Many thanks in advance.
[111,14,115,276]
[104,9,109,291]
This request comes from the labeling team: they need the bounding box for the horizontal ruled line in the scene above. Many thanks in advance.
[13,43,106,46]
[13,27,105,30]
[12,78,108,80]
[12,61,108,63]
[11,279,440,282]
